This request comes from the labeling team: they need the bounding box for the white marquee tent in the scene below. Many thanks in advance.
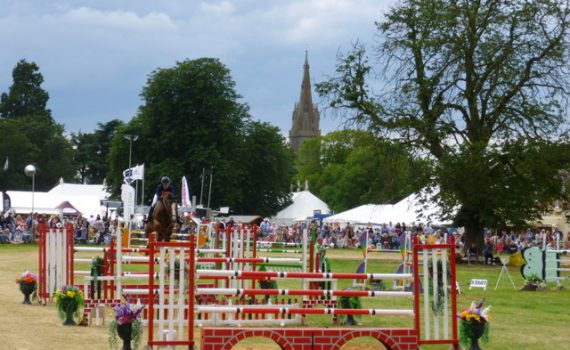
[6,181,110,218]
[323,190,451,226]
[272,191,331,226]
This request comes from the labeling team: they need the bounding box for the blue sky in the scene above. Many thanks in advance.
[0,0,395,135]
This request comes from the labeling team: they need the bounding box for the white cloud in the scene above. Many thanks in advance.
[199,1,236,16]
[0,0,396,133]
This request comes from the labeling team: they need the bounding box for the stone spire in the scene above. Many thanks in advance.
[289,51,321,154]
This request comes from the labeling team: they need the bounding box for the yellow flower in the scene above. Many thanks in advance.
[66,291,74,298]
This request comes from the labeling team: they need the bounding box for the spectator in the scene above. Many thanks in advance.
[0,228,11,244]
[483,238,495,265]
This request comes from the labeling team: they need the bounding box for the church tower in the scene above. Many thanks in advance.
[289,51,321,154]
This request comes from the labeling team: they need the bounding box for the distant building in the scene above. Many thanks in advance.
[289,51,321,154]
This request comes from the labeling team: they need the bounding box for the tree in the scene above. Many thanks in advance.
[317,0,570,246]
[296,130,428,212]
[107,58,294,215]
[0,60,74,191]
[237,121,295,216]
[0,59,52,122]
[71,120,124,184]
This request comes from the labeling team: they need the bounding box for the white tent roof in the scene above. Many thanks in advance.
[323,204,391,225]
[273,191,330,226]
[6,182,110,217]
[323,190,451,226]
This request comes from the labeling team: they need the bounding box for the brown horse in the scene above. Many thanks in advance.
[145,192,177,242]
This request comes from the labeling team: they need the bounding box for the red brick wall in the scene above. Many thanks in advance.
[201,327,418,350]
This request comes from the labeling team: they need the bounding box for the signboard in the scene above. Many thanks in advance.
[121,184,135,220]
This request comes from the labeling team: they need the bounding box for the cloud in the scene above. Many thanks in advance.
[0,0,395,134]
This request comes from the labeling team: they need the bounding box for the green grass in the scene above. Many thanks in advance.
[3,244,570,349]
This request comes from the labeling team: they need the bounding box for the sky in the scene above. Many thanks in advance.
[0,0,396,136]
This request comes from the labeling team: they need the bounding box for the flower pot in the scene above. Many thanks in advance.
[521,282,538,291]
[19,282,35,305]
[64,310,76,326]
[468,320,486,350]
[344,314,358,326]
[60,299,79,326]
[117,322,133,350]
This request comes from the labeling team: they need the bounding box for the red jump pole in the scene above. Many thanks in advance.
[147,232,156,347]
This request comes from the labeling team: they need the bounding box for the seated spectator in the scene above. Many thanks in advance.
[0,228,11,244]
[496,240,505,254]
[483,238,495,265]
[467,243,479,263]
[505,240,519,254]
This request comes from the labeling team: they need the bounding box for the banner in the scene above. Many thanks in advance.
[2,192,10,213]
[181,176,191,207]
[121,184,136,220]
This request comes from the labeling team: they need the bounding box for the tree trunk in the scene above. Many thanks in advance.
[464,221,485,254]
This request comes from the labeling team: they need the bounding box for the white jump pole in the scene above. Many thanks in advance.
[116,226,123,297]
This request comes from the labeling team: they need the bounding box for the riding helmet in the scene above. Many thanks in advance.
[161,176,171,184]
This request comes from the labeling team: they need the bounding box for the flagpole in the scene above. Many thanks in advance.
[199,168,205,206]
[142,163,145,212]
[364,228,369,275]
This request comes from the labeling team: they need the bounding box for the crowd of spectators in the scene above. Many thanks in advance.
[0,211,119,245]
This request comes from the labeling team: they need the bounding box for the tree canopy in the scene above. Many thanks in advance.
[70,120,124,184]
[0,60,74,191]
[107,58,294,216]
[296,130,428,212]
[317,0,570,245]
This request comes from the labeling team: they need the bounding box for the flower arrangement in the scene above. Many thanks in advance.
[337,293,363,325]
[16,271,38,304]
[458,299,491,349]
[16,271,38,284]
[522,273,543,291]
[108,303,145,350]
[53,285,85,325]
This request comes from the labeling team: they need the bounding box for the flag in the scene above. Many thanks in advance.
[3,157,8,171]
[355,260,366,274]
[123,164,144,182]
[2,192,11,212]
[131,164,144,180]
[181,176,191,207]
[310,226,318,245]
[361,231,368,258]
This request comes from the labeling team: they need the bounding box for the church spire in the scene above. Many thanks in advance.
[289,51,321,154]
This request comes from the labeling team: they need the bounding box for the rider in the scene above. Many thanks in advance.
[146,176,175,222]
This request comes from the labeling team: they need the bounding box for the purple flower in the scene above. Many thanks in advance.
[113,302,144,325]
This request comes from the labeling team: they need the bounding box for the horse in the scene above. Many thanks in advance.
[145,192,177,242]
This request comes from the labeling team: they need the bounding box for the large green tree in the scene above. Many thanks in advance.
[0,60,74,191]
[296,130,428,212]
[107,58,294,215]
[317,0,570,246]
[71,119,124,184]
[0,59,51,122]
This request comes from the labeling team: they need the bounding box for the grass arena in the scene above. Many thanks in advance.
[2,227,570,349]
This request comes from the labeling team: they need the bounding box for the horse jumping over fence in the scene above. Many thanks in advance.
[145,191,177,242]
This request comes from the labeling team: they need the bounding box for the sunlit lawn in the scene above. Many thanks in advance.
[1,244,569,349]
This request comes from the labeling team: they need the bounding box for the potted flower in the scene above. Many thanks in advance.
[521,273,543,291]
[53,285,85,325]
[108,302,144,350]
[90,256,104,299]
[16,271,38,304]
[337,293,362,326]
[458,299,491,350]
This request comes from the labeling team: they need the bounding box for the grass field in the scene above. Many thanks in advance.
[1,244,570,349]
